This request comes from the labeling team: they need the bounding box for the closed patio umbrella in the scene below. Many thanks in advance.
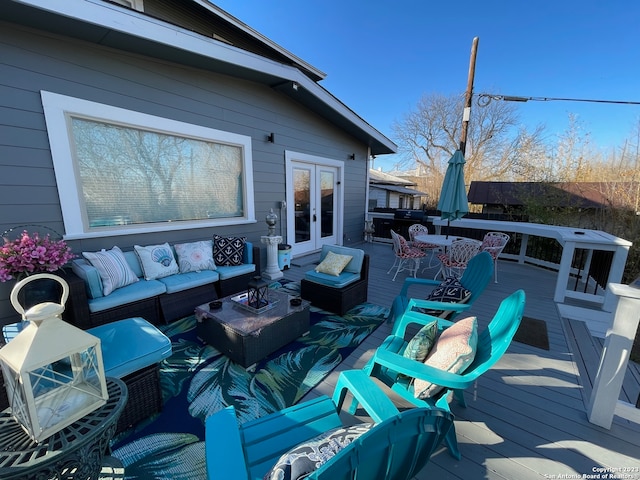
[437,149,469,237]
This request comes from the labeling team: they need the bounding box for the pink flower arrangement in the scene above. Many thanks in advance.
[0,230,76,282]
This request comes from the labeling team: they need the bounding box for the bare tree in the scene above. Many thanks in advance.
[391,93,547,204]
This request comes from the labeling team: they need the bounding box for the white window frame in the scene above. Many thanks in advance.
[41,91,255,239]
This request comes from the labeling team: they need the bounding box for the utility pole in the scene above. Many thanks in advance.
[459,37,479,156]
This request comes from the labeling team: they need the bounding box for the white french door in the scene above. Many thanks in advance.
[285,152,343,257]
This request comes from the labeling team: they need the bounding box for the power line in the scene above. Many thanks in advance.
[476,93,640,107]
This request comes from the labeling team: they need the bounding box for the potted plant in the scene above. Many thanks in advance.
[0,228,76,309]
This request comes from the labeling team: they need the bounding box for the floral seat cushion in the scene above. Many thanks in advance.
[398,236,426,259]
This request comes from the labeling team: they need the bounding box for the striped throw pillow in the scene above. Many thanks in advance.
[83,246,139,296]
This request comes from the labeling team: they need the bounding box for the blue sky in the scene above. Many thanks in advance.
[213,1,640,171]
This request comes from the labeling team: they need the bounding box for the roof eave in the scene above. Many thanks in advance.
[2,0,396,156]
[190,0,326,81]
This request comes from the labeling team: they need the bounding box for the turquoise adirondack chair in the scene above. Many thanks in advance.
[205,370,453,480]
[360,289,526,459]
[387,250,494,333]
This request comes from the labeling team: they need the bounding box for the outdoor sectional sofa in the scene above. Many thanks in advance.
[64,240,261,330]
[0,238,261,436]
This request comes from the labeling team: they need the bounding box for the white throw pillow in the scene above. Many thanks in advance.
[82,246,139,296]
[174,240,216,273]
[134,243,179,280]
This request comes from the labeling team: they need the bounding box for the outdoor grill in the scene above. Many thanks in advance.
[393,209,428,237]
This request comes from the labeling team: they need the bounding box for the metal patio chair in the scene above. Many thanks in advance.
[435,237,481,279]
[480,231,510,283]
[408,224,442,269]
[387,230,426,281]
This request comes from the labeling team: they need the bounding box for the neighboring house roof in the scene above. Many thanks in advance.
[2,0,396,155]
[369,169,427,196]
[369,169,416,187]
[386,167,426,178]
[372,184,428,196]
[468,181,638,209]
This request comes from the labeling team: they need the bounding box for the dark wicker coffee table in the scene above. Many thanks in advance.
[195,289,310,367]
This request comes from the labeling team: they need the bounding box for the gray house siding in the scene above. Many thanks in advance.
[0,21,369,325]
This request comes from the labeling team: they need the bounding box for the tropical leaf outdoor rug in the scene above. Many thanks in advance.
[110,280,387,479]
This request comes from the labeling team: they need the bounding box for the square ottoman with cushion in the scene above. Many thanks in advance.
[88,317,172,433]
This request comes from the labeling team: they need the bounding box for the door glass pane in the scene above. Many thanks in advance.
[294,168,311,242]
[320,170,335,238]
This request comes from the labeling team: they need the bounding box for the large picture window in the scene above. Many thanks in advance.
[41,91,255,238]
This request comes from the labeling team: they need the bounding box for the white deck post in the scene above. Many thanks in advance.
[554,240,575,303]
[587,283,640,429]
[518,233,528,264]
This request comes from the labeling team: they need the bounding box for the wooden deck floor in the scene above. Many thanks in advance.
[282,241,640,479]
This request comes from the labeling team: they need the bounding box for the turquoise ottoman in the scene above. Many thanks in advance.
[88,317,172,433]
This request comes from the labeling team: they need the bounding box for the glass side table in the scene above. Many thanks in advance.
[0,377,128,480]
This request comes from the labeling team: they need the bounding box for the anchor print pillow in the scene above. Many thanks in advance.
[213,235,246,266]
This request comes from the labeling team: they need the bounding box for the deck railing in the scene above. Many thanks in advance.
[366,211,631,310]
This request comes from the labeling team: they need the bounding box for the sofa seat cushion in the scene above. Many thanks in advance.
[215,263,256,280]
[88,317,172,378]
[303,269,360,289]
[157,270,220,294]
[87,279,167,313]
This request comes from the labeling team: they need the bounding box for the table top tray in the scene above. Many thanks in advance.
[230,292,279,314]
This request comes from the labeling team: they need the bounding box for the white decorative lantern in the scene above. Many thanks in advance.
[0,274,108,442]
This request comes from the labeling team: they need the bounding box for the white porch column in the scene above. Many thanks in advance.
[587,283,640,429]
[261,235,283,280]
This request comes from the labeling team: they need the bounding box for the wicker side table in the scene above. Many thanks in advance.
[0,377,127,480]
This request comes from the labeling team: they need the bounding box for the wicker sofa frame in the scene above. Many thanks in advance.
[63,246,261,330]
[300,254,370,316]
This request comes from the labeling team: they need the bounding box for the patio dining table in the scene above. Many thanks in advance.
[414,234,474,278]
[414,234,466,251]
